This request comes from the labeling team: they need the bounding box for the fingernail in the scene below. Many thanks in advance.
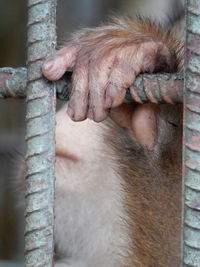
[67,107,74,119]
[87,110,94,120]
[105,96,113,108]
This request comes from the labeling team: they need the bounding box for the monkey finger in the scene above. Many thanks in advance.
[87,91,108,122]
[67,60,89,121]
[42,45,79,81]
[87,53,115,122]
[87,76,108,122]
[104,82,126,108]
[105,59,136,108]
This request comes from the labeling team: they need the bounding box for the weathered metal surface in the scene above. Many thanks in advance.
[183,0,200,266]
[0,67,183,103]
[129,72,183,104]
[0,67,27,98]
[25,0,57,266]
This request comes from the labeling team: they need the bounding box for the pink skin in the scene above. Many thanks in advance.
[42,45,79,80]
[110,104,158,149]
[42,37,161,122]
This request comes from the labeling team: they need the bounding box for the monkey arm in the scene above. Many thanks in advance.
[43,17,182,122]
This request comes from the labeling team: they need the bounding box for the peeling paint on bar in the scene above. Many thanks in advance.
[183,0,200,266]
[25,0,57,266]
[0,67,183,103]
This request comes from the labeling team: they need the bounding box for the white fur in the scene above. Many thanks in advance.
[54,104,130,267]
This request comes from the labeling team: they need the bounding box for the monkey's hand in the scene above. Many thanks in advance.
[43,18,180,122]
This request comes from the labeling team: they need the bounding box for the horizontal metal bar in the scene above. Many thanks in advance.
[0,67,27,98]
[0,67,183,103]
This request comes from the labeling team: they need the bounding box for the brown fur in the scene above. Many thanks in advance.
[70,17,182,72]
[106,104,182,266]
[102,18,184,266]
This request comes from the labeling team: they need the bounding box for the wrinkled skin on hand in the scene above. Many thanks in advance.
[42,18,180,123]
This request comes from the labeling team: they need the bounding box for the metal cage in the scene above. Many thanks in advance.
[0,0,200,266]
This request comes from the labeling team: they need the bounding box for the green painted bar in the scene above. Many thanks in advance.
[25,0,57,266]
[183,0,200,266]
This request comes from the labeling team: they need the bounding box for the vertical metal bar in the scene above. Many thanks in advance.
[183,0,200,266]
[25,0,57,266]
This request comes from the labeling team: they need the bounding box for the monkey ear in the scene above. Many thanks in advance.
[109,103,159,150]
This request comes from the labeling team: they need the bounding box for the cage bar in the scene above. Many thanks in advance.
[0,67,183,104]
[25,0,57,266]
[183,0,200,266]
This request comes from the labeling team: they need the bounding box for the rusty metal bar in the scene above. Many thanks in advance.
[25,0,57,266]
[0,67,183,103]
[183,0,200,266]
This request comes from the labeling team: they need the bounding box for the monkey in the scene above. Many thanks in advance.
[18,1,185,266]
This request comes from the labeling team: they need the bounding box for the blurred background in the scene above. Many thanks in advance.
[0,0,137,266]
